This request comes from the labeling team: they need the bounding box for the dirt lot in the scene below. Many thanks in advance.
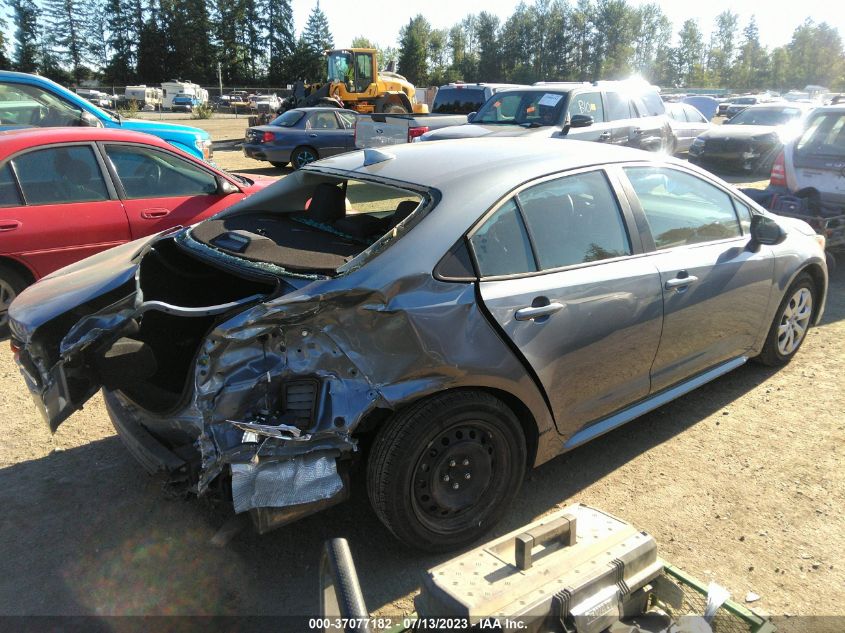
[0,114,842,623]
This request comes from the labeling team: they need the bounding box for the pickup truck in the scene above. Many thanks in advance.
[355,82,522,148]
[0,71,214,161]
[171,93,202,112]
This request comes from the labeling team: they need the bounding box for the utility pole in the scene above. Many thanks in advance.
[218,62,223,97]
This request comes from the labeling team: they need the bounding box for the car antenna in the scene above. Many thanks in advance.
[363,148,395,166]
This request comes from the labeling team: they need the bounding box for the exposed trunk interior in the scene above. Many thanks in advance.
[113,239,277,413]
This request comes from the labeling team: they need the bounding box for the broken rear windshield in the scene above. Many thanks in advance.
[186,173,426,278]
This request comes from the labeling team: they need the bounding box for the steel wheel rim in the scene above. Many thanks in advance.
[0,277,15,330]
[777,287,813,356]
[296,149,316,167]
[411,420,507,535]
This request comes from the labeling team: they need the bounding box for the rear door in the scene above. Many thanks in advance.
[336,111,358,151]
[472,168,663,440]
[620,165,774,392]
[304,111,351,156]
[0,144,129,277]
[102,143,242,237]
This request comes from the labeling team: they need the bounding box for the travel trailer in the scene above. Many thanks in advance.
[124,85,163,109]
[161,81,208,110]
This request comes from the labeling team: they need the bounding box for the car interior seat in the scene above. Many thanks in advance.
[55,153,105,202]
[306,183,347,223]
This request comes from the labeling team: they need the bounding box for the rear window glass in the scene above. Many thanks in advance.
[432,88,487,114]
[270,110,305,127]
[796,113,845,158]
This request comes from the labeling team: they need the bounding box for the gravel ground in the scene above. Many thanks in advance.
[0,114,841,622]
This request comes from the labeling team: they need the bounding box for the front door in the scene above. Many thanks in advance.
[102,143,242,238]
[471,169,663,439]
[304,111,352,157]
[622,166,774,391]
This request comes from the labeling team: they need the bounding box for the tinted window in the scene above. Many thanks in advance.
[0,164,21,207]
[624,167,742,249]
[13,146,109,205]
[568,92,605,122]
[518,171,631,269]
[431,88,488,114]
[683,104,707,123]
[470,200,536,277]
[106,145,217,198]
[607,92,635,121]
[639,90,665,116]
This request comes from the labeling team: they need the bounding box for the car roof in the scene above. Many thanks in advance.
[0,127,181,154]
[307,137,662,193]
[742,102,812,111]
[293,107,358,114]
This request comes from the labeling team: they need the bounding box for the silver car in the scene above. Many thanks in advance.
[9,139,828,552]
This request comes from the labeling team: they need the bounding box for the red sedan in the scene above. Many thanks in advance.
[0,127,274,333]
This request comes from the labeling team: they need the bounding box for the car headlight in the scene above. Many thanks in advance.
[195,138,213,161]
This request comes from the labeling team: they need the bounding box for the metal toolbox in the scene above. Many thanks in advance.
[416,503,664,633]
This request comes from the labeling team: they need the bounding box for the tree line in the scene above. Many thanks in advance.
[0,0,842,92]
[392,1,845,92]
[0,0,334,87]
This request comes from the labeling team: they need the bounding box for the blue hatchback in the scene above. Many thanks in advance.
[243,107,357,169]
[0,71,213,161]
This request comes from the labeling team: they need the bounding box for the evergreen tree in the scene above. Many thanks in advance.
[137,12,167,83]
[732,16,767,90]
[9,0,39,72]
[397,15,429,85]
[42,0,90,82]
[707,10,738,87]
[674,19,705,86]
[300,0,333,82]
[104,0,136,83]
[264,0,294,85]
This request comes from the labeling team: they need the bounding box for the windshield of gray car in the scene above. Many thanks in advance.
[726,107,802,126]
[795,112,845,158]
[270,110,306,127]
[473,90,569,126]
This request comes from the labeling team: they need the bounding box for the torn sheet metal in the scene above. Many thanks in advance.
[231,452,343,513]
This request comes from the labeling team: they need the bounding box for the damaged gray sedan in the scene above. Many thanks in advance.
[9,138,828,551]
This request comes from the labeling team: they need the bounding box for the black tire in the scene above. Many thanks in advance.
[754,272,816,367]
[382,103,408,114]
[367,391,526,552]
[0,264,29,338]
[270,161,289,169]
[291,145,318,170]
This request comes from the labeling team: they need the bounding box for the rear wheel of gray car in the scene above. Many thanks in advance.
[367,391,526,552]
[0,265,28,338]
[755,272,816,366]
[291,146,318,169]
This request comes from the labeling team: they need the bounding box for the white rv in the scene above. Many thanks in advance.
[125,85,163,109]
[161,81,208,110]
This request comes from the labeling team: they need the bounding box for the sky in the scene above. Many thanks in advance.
[291,0,845,51]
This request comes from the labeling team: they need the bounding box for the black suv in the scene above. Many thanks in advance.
[421,80,672,153]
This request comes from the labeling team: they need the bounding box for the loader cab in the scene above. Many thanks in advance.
[327,49,375,93]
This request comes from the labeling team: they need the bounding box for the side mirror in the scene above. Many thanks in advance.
[569,114,594,128]
[467,112,477,122]
[79,111,103,127]
[750,214,786,245]
[319,539,371,631]
[216,176,240,195]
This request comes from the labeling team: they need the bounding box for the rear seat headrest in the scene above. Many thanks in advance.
[389,200,418,229]
[308,183,347,223]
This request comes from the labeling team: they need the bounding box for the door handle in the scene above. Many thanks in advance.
[309,133,318,138]
[141,208,171,219]
[633,128,645,136]
[598,131,611,141]
[515,302,565,321]
[665,275,699,289]
[0,220,21,232]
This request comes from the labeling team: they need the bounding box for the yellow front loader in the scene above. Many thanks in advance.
[280,48,428,115]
